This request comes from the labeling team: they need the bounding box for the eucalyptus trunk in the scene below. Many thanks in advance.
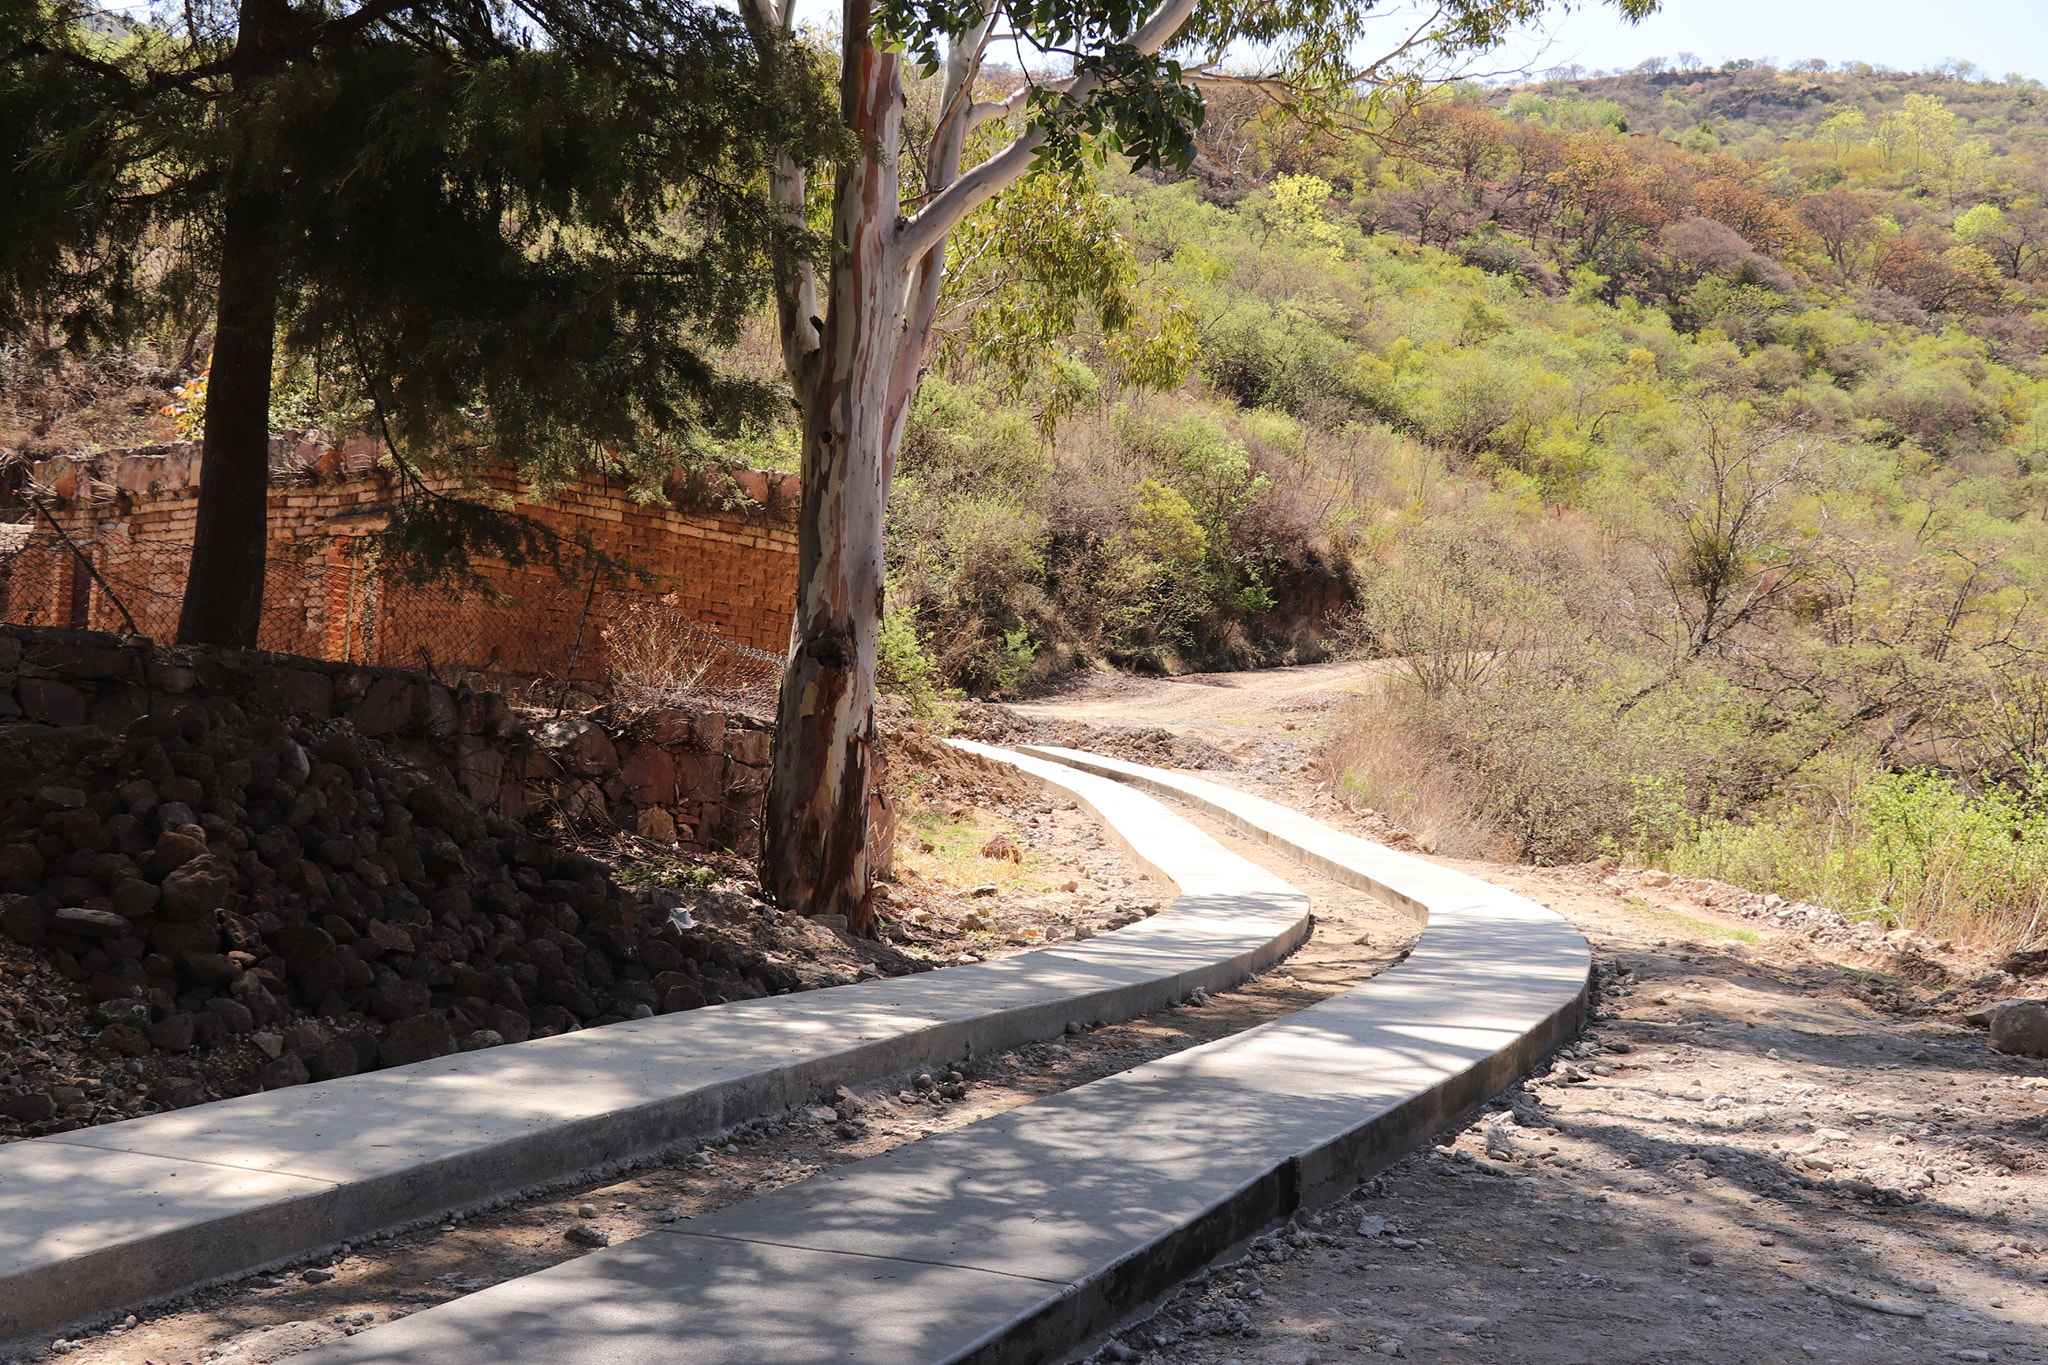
[758,30,908,924]
[751,0,1192,928]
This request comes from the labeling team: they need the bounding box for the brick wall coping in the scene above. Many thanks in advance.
[17,436,801,526]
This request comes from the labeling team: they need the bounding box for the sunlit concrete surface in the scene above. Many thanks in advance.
[0,749,1310,1350]
[293,746,1588,1365]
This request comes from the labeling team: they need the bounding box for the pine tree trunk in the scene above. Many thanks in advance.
[176,0,284,649]
[757,31,906,929]
[177,191,278,647]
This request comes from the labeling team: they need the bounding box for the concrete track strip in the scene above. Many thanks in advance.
[1,751,1308,1351]
[286,745,1589,1365]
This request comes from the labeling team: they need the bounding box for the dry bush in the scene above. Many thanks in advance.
[1318,692,1512,860]
[0,350,184,455]
[599,594,717,703]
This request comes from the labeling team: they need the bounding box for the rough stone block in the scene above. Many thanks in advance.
[621,746,677,806]
[350,676,415,737]
[20,678,87,727]
[280,670,335,720]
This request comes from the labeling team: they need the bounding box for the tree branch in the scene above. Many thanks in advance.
[738,0,821,392]
[894,0,1202,261]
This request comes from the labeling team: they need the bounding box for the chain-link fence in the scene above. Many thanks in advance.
[0,524,786,716]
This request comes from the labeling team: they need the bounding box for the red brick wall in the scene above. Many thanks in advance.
[3,444,798,681]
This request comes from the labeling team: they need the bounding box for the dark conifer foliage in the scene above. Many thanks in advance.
[0,0,837,643]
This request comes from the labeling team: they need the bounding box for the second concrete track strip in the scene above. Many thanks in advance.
[289,745,1591,1365]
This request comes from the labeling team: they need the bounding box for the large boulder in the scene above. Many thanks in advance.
[534,717,618,777]
[1990,999,2048,1058]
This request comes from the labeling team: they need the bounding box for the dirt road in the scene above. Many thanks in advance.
[999,666,2048,1365]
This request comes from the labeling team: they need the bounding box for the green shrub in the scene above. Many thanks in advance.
[1666,768,2048,946]
[876,598,958,721]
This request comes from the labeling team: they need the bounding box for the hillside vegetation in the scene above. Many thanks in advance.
[11,54,2047,950]
[886,60,2048,950]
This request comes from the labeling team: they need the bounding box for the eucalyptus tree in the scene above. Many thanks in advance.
[1,0,835,645]
[744,0,1659,928]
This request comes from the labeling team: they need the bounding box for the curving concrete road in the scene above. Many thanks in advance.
[285,744,1588,1365]
[0,751,1310,1353]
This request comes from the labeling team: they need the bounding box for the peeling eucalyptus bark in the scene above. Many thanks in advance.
[750,0,1203,929]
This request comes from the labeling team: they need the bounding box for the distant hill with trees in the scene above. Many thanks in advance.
[876,59,2048,947]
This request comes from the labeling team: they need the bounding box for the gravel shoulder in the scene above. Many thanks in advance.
[1093,860,2048,1365]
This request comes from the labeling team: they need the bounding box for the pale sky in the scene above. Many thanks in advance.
[105,0,2048,85]
[1488,0,2048,84]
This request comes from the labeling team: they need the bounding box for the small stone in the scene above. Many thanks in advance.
[252,1031,285,1060]
[53,905,131,939]
[1687,1249,1715,1266]
[158,853,235,921]
[302,1268,335,1284]
[380,1013,456,1067]
[1376,1339,1405,1358]
[96,1022,150,1056]
[1953,1352,1992,1362]
[578,1204,599,1218]
[1356,1215,1388,1238]
[967,883,998,897]
[565,1224,610,1248]
[258,1053,311,1090]
[149,826,207,871]
[148,1012,196,1053]
[0,1092,56,1122]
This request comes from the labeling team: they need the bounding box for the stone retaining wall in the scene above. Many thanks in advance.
[0,622,789,1112]
[0,623,771,858]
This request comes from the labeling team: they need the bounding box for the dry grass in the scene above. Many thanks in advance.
[599,595,718,704]
[1315,692,1511,860]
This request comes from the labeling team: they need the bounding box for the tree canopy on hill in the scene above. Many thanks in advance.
[865,61,2048,944]
[740,0,1661,928]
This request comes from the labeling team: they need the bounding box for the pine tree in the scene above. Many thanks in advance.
[1,0,838,644]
